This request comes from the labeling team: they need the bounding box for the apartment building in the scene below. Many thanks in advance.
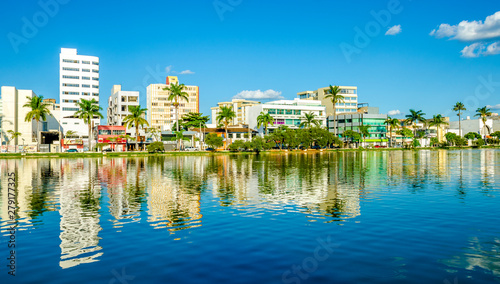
[59,48,100,137]
[297,85,358,116]
[211,99,261,125]
[247,98,326,135]
[328,107,388,145]
[146,76,199,131]
[107,85,142,135]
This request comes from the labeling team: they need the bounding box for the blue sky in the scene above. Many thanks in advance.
[1,0,500,122]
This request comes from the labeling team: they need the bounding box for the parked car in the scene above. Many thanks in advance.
[205,148,215,151]
[66,149,78,153]
[102,148,113,152]
[374,145,387,148]
[184,147,199,151]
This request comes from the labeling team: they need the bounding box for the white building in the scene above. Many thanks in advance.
[211,99,260,125]
[60,48,100,137]
[107,85,142,136]
[247,98,327,135]
[449,116,495,137]
[0,86,62,151]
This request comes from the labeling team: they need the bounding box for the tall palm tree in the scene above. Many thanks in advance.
[74,98,103,152]
[452,102,466,137]
[475,106,492,137]
[216,106,236,150]
[64,130,77,138]
[324,85,345,137]
[384,116,400,147]
[163,83,189,133]
[405,109,426,137]
[299,112,320,128]
[123,106,149,151]
[256,112,274,135]
[23,95,51,152]
[358,124,370,146]
[7,130,21,153]
[429,114,449,142]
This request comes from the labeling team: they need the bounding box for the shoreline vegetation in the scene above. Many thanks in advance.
[1,145,499,159]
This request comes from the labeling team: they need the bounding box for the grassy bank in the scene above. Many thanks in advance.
[1,145,499,159]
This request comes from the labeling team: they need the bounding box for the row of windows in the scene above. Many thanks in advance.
[62,92,99,96]
[62,107,79,111]
[63,99,79,103]
[62,67,79,72]
[62,59,98,65]
[340,89,357,94]
[336,103,357,107]
[63,83,79,87]
[62,75,99,81]
[267,109,303,115]
[98,130,125,135]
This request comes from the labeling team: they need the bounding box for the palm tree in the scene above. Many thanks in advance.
[148,127,161,142]
[324,85,344,137]
[64,130,77,139]
[7,130,21,153]
[163,82,189,133]
[428,114,449,142]
[299,112,320,128]
[405,109,426,137]
[256,112,274,135]
[452,102,466,137]
[475,106,492,137]
[23,95,51,152]
[123,106,149,151]
[171,130,190,150]
[384,116,400,147]
[74,98,103,152]
[216,106,236,150]
[358,125,370,147]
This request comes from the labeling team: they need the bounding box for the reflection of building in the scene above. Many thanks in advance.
[211,99,261,125]
[146,76,199,131]
[59,160,103,269]
[247,98,327,135]
[59,48,100,137]
[298,85,358,115]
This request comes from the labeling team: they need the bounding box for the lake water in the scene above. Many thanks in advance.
[1,150,499,284]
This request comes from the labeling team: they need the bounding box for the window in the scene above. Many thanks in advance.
[62,122,68,125]
[286,109,293,115]
[92,85,99,89]
[62,91,79,95]
[267,109,276,114]
[92,77,99,81]
[82,69,90,72]
[62,75,79,79]
[92,69,99,73]
[113,130,125,135]
[63,107,79,111]
[82,76,90,80]
[92,93,99,96]
[319,111,323,116]
[286,119,294,125]
[82,84,90,88]
[63,59,78,63]
[63,67,79,71]
[277,109,284,115]
[63,83,79,87]
[99,130,112,135]
[82,61,90,64]
[274,119,285,125]
[92,62,99,65]
[294,110,301,115]
[82,92,90,96]
[236,133,241,138]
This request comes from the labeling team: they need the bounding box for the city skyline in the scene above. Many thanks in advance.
[1,1,499,124]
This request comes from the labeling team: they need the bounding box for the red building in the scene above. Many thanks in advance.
[97,125,127,152]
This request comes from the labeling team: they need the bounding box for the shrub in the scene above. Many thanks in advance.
[475,138,485,147]
[147,142,164,153]
[205,134,223,150]
[465,132,481,140]
[228,140,245,152]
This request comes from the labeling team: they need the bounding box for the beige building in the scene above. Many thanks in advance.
[297,85,358,116]
[211,99,260,125]
[146,76,199,131]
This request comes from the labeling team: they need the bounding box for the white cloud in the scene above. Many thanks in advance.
[487,104,500,110]
[179,70,195,75]
[165,65,173,73]
[430,11,500,41]
[385,25,402,36]
[388,110,402,116]
[233,89,284,100]
[461,41,500,57]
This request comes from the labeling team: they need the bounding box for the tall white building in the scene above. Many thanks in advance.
[59,48,100,137]
[107,85,141,136]
[247,98,326,135]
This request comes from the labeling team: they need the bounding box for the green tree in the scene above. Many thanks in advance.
[464,132,481,140]
[216,106,236,150]
[7,130,21,152]
[228,140,245,152]
[491,131,500,138]
[475,106,492,137]
[342,130,361,147]
[384,117,400,147]
[123,106,149,151]
[257,112,274,135]
[175,112,210,131]
[64,130,77,139]
[445,132,458,146]
[171,130,190,150]
[74,98,103,152]
[23,95,52,152]
[452,102,466,136]
[358,125,370,146]
[147,141,165,153]
[163,82,189,134]
[270,126,287,149]
[205,133,223,150]
[299,112,321,128]
[147,127,161,142]
[428,114,449,143]
[324,85,344,137]
[430,137,439,147]
[405,109,426,137]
